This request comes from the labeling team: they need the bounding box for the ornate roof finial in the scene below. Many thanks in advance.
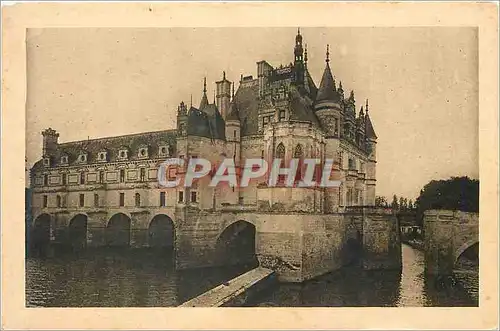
[366,99,369,112]
[190,94,193,107]
[326,44,330,63]
[213,90,216,104]
[203,77,207,93]
[223,71,226,80]
[232,82,235,99]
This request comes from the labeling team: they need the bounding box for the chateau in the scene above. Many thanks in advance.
[29,30,398,283]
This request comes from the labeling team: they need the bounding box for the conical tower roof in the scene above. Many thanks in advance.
[365,101,377,139]
[226,102,240,121]
[315,45,341,104]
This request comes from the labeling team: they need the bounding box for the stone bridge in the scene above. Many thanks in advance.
[423,210,479,276]
[29,206,402,283]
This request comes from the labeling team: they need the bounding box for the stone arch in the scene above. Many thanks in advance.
[342,228,363,266]
[454,240,479,266]
[148,214,175,250]
[31,213,51,257]
[106,213,131,247]
[68,214,88,251]
[216,220,257,266]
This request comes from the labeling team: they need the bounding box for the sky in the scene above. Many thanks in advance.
[25,27,479,200]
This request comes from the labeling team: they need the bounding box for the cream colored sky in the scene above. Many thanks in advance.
[25,27,478,199]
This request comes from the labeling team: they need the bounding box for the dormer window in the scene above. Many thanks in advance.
[78,152,88,164]
[158,144,171,157]
[43,157,51,167]
[117,148,129,161]
[138,145,149,159]
[98,150,108,163]
[60,155,68,165]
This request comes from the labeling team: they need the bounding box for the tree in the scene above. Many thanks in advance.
[391,195,399,210]
[375,196,388,207]
[415,176,479,226]
[408,199,414,210]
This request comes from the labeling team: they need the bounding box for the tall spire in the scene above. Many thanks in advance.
[199,77,209,110]
[223,71,226,80]
[366,99,369,113]
[190,94,193,108]
[294,27,303,62]
[232,82,235,99]
[326,44,330,63]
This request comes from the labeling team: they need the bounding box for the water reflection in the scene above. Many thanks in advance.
[26,244,477,307]
[246,244,477,307]
[26,247,256,307]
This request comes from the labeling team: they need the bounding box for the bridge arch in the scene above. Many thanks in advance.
[31,213,51,256]
[106,213,131,247]
[68,214,88,250]
[216,220,257,266]
[148,214,175,250]
[454,240,479,267]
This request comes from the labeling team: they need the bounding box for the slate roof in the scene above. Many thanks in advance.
[316,63,342,104]
[232,84,260,135]
[365,113,377,139]
[288,85,320,127]
[33,129,178,169]
[186,104,226,140]
[226,102,240,121]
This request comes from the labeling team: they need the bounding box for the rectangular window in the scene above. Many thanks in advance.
[79,194,84,207]
[263,116,269,126]
[62,174,67,185]
[348,158,356,170]
[43,195,48,208]
[233,130,237,138]
[56,195,61,208]
[99,171,105,183]
[279,110,286,121]
[160,192,166,207]
[190,191,197,203]
[140,168,146,182]
[120,169,125,183]
[261,150,264,159]
[44,175,48,186]
[80,172,85,184]
[178,191,184,203]
[94,194,99,207]
[119,193,125,207]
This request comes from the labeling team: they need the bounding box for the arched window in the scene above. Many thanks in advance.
[276,143,285,159]
[294,144,304,182]
[275,143,286,185]
[293,144,303,158]
[135,193,141,207]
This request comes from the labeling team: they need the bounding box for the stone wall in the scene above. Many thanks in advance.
[360,208,402,270]
[424,209,479,276]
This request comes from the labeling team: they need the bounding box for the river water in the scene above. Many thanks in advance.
[25,244,478,307]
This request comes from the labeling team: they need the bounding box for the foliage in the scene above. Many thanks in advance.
[415,176,479,225]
